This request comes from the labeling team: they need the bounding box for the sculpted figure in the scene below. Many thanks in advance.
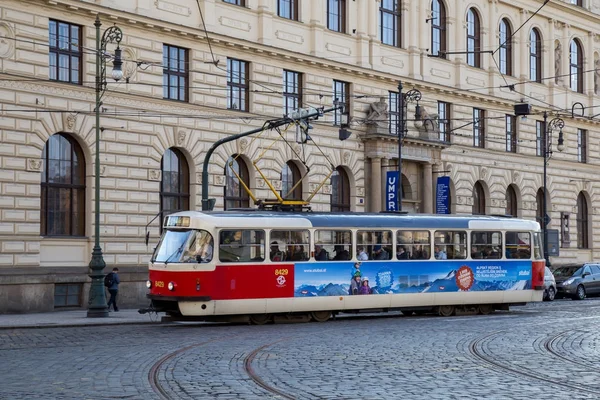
[555,41,562,84]
[595,58,600,95]
[366,97,389,128]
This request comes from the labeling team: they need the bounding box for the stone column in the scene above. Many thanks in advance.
[423,163,433,213]
[371,157,382,212]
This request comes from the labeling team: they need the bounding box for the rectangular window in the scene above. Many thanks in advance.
[314,230,352,262]
[536,121,545,157]
[434,231,467,260]
[219,230,265,262]
[333,80,350,126]
[163,44,188,101]
[283,70,302,115]
[471,231,502,259]
[327,0,346,33]
[577,129,587,163]
[270,230,310,261]
[389,91,400,135]
[356,230,393,260]
[380,0,401,47]
[223,0,245,5]
[506,232,531,259]
[397,231,431,260]
[438,101,450,142]
[278,0,298,20]
[49,20,81,84]
[227,58,249,112]
[505,115,516,153]
[54,283,82,307]
[473,108,485,148]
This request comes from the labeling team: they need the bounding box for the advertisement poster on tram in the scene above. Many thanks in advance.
[294,261,532,297]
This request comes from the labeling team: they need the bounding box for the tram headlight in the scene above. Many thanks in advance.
[168,281,176,291]
[146,280,152,289]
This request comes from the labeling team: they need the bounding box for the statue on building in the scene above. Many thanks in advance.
[555,41,562,84]
[365,97,389,134]
[414,106,439,140]
[595,58,600,95]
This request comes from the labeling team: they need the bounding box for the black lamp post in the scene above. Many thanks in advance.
[542,111,565,268]
[88,16,123,317]
[396,81,421,211]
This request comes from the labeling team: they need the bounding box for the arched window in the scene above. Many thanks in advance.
[505,185,517,217]
[499,19,512,75]
[330,166,350,212]
[530,29,542,82]
[466,8,481,68]
[570,39,584,93]
[431,0,447,58]
[160,148,190,222]
[536,188,545,225]
[224,155,250,210]
[472,181,485,215]
[41,133,85,236]
[577,192,589,248]
[281,161,302,200]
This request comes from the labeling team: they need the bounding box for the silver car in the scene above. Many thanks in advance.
[543,266,556,301]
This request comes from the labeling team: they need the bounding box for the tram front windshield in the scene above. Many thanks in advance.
[152,229,214,263]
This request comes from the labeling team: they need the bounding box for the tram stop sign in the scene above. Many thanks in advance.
[543,214,551,226]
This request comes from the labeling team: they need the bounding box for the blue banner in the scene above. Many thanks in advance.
[436,176,450,214]
[386,171,399,211]
[294,260,532,297]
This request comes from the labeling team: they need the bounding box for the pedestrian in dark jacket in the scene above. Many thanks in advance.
[106,267,121,312]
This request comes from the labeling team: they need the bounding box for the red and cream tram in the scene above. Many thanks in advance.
[146,211,545,323]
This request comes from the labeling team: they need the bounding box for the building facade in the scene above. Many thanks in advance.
[1,0,599,312]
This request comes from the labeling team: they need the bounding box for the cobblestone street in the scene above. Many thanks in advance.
[1,299,599,399]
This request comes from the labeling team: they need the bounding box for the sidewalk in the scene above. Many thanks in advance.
[0,308,165,329]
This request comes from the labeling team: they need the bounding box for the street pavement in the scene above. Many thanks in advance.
[1,299,600,399]
[0,308,163,329]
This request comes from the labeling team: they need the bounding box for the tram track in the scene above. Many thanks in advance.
[467,331,599,396]
[542,328,599,370]
[243,340,297,400]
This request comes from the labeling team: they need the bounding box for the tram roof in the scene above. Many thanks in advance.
[169,211,540,231]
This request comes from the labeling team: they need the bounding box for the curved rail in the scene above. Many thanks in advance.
[467,331,599,396]
[243,340,297,400]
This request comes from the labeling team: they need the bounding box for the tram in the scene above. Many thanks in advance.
[145,211,545,323]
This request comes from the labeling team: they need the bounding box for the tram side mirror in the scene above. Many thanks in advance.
[145,231,150,246]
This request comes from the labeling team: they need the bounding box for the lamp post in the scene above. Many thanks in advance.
[396,81,421,212]
[542,111,565,268]
[88,16,123,317]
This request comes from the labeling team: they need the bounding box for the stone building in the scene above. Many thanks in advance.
[1,0,599,312]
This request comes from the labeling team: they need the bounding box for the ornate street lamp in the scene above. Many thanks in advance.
[88,16,123,317]
[397,81,421,212]
[542,111,565,268]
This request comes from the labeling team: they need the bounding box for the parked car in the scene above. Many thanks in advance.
[543,267,556,301]
[553,263,600,300]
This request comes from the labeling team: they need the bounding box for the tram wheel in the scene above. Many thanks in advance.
[310,311,331,323]
[437,305,455,317]
[478,304,493,315]
[249,314,272,325]
[399,309,415,316]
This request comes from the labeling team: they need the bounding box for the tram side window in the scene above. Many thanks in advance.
[219,230,265,263]
[434,231,467,260]
[314,230,352,261]
[533,232,543,260]
[397,231,431,260]
[357,230,392,260]
[506,232,531,259]
[471,231,502,259]
[269,230,310,262]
